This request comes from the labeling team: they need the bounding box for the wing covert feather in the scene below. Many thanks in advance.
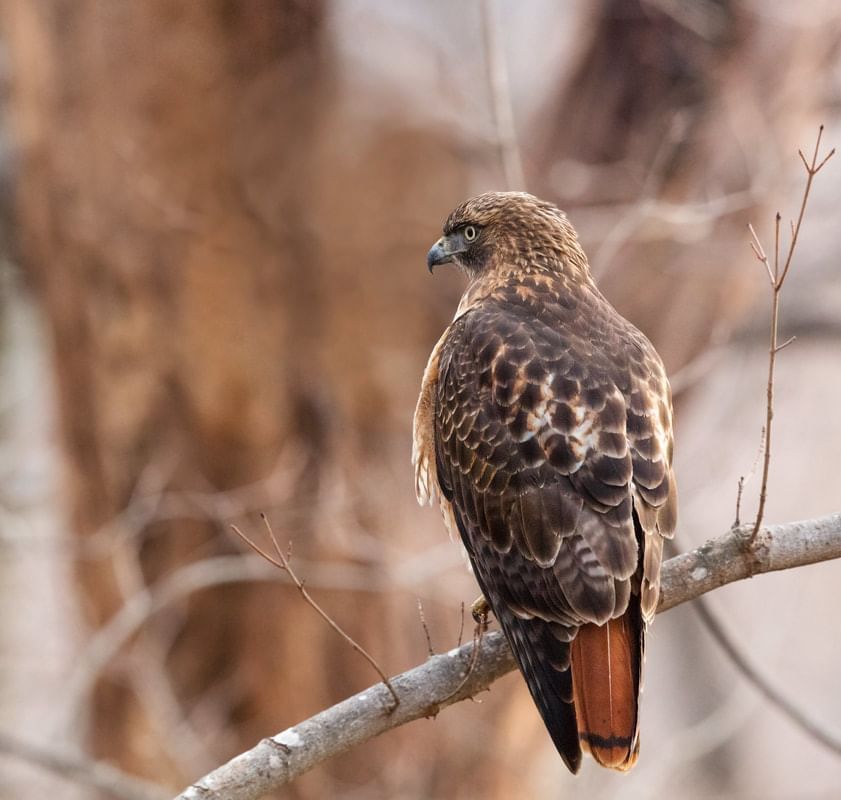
[435,283,676,629]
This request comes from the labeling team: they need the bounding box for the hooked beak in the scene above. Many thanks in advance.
[427,236,456,273]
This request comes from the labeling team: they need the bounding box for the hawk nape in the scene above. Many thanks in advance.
[413,192,677,773]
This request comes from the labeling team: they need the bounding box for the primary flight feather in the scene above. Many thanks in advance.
[413,192,677,772]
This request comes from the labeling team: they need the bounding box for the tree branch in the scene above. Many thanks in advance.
[173,512,841,800]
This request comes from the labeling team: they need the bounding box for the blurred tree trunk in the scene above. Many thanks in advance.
[1,1,477,796]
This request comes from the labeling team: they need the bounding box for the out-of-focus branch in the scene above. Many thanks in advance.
[52,555,280,738]
[480,0,525,190]
[0,730,168,800]
[689,594,841,755]
[173,512,841,800]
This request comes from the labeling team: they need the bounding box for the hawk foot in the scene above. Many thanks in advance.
[471,595,492,628]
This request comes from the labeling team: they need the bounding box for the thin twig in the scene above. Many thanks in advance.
[774,335,797,353]
[782,129,835,288]
[734,476,745,528]
[441,609,490,704]
[479,0,525,190]
[747,127,834,542]
[443,629,485,704]
[735,425,765,531]
[231,516,399,710]
[748,223,774,285]
[417,599,436,657]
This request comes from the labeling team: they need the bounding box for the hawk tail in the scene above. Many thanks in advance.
[500,612,582,773]
[570,610,642,771]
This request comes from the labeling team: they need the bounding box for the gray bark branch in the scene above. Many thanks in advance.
[174,512,841,800]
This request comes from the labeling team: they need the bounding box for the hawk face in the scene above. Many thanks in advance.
[427,191,589,281]
[426,218,489,274]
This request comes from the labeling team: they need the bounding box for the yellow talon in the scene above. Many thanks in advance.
[471,595,491,627]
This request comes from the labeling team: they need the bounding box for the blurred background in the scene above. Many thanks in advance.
[0,1,840,798]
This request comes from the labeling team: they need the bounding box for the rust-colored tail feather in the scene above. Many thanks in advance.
[571,613,641,771]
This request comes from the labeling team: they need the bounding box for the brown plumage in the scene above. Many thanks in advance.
[413,192,677,773]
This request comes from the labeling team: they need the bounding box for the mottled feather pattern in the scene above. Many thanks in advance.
[414,192,677,772]
[436,282,674,567]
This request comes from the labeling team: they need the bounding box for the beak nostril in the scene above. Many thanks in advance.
[426,238,453,273]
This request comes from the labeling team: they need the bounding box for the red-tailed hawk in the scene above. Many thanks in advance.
[413,192,677,773]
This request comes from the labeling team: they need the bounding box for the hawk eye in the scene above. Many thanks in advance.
[463,225,478,242]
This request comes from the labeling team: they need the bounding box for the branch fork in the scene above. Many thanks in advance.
[745,127,834,545]
[231,515,400,710]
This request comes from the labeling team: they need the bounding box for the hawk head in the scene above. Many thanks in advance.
[426,191,589,280]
